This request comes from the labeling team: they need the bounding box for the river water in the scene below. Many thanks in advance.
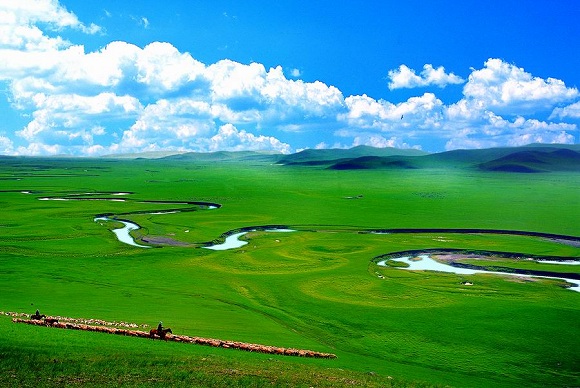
[94,217,150,248]
[377,255,580,292]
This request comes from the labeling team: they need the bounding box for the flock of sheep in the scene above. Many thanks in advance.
[9,313,337,359]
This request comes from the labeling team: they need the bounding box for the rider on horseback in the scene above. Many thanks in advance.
[31,309,44,320]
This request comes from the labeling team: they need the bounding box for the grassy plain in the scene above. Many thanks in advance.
[0,156,579,387]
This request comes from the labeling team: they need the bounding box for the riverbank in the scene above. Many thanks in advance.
[376,250,580,291]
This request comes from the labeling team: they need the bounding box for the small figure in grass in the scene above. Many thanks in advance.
[150,321,172,339]
[31,309,45,320]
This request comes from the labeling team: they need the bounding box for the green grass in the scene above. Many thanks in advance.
[0,158,579,387]
[0,318,420,388]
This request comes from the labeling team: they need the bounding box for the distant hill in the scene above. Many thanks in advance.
[278,145,427,165]
[477,148,580,173]
[102,150,282,163]
[328,156,419,170]
[160,150,282,163]
[10,144,579,173]
[522,143,580,151]
[315,144,580,173]
[102,151,187,159]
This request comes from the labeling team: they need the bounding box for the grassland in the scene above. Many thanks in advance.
[0,153,579,387]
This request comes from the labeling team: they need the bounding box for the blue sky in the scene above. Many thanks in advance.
[1,0,579,155]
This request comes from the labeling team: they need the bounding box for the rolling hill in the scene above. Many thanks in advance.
[277,145,427,165]
[98,144,580,172]
[477,148,580,172]
[159,150,282,163]
[328,156,419,170]
[312,144,580,172]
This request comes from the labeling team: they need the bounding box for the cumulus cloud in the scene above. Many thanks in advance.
[341,59,578,151]
[550,101,580,119]
[17,92,142,143]
[289,68,301,78]
[441,112,577,151]
[0,135,14,154]
[0,0,577,156]
[0,0,101,33]
[138,16,150,29]
[119,98,214,150]
[0,1,321,155]
[341,93,444,131]
[462,58,578,115]
[350,135,419,150]
[387,64,464,90]
[206,124,291,153]
[0,0,100,52]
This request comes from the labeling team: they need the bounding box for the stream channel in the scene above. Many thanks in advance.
[377,255,580,292]
[35,193,580,292]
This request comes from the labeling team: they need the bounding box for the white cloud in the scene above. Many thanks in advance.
[388,64,464,90]
[444,137,494,151]
[206,124,291,153]
[463,58,578,115]
[16,93,142,151]
[15,141,63,156]
[134,42,206,94]
[91,126,106,136]
[289,68,301,78]
[119,98,214,150]
[204,61,344,123]
[341,93,443,131]
[340,59,579,152]
[206,60,266,103]
[0,135,14,153]
[0,0,100,53]
[0,0,100,33]
[0,1,577,156]
[443,115,576,150]
[261,66,344,120]
[550,100,580,119]
[351,135,418,150]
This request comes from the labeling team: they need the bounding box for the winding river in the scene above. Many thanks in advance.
[22,191,580,292]
[377,254,580,292]
[204,229,296,251]
[94,217,150,248]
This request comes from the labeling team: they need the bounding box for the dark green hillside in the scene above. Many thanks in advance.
[523,143,580,151]
[160,150,282,163]
[102,151,186,159]
[102,150,282,163]
[423,144,580,169]
[328,156,418,170]
[422,147,528,168]
[285,144,580,172]
[101,144,580,172]
[478,148,580,172]
[279,145,427,165]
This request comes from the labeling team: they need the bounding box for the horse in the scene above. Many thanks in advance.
[149,327,172,339]
[30,313,46,320]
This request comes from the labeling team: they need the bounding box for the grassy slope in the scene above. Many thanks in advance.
[0,157,579,387]
[322,145,580,172]
[278,145,428,165]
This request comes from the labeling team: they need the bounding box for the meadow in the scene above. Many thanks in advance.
[0,154,579,387]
